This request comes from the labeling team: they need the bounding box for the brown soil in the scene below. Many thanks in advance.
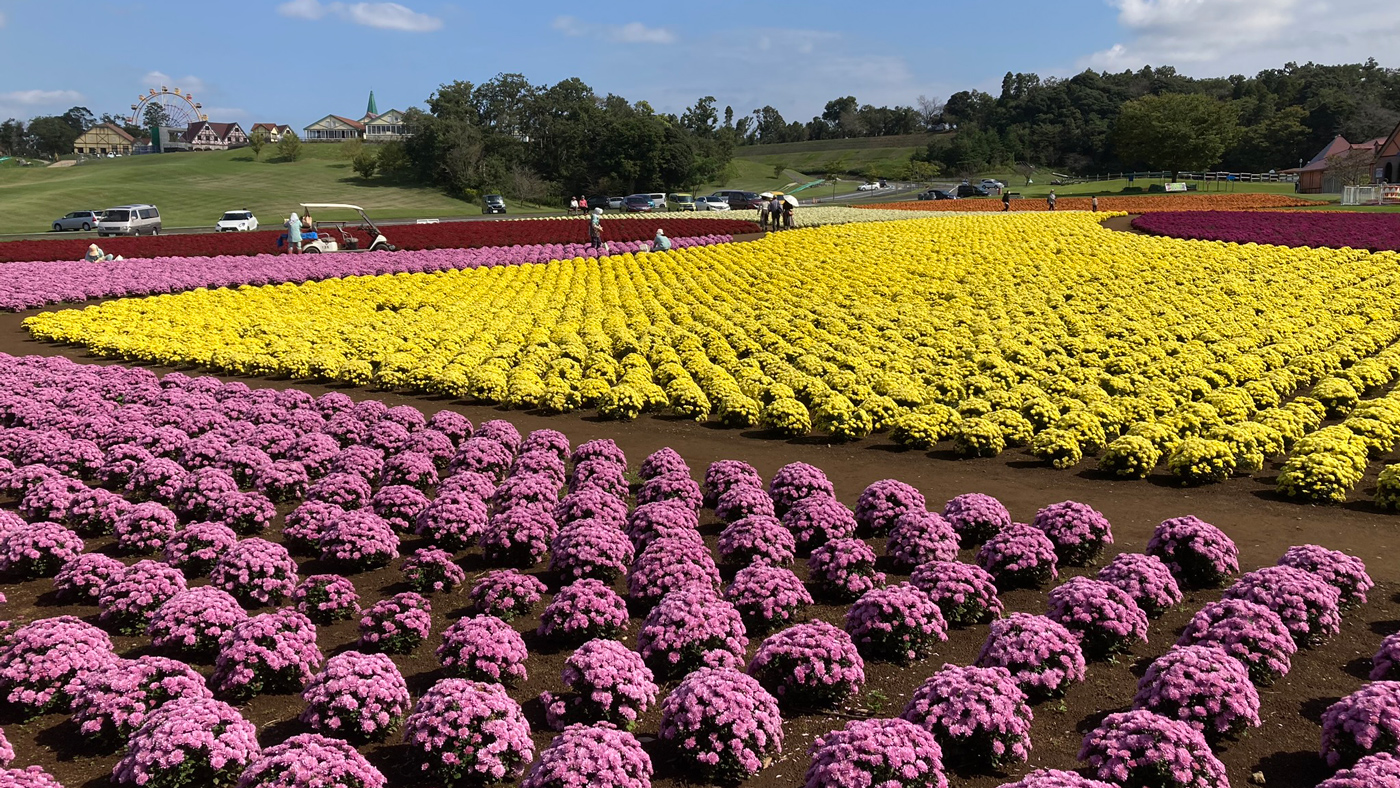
[0,302,1397,788]
[1099,214,1146,235]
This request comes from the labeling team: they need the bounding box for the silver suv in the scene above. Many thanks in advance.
[52,211,104,232]
[97,205,162,237]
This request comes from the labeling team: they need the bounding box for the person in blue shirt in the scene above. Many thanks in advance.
[651,228,672,252]
[589,207,603,250]
[285,212,303,253]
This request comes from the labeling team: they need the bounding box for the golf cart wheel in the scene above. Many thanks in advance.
[369,243,388,252]
[302,247,321,254]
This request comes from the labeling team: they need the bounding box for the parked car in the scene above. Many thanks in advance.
[955,184,990,198]
[607,196,625,210]
[52,210,104,232]
[587,196,611,211]
[482,194,507,215]
[979,179,1005,190]
[711,190,762,210]
[917,189,956,201]
[215,210,258,232]
[857,182,881,191]
[668,193,696,212]
[647,192,668,211]
[624,194,654,212]
[694,196,731,211]
[97,204,162,237]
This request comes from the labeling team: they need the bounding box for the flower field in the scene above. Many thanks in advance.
[862,192,1318,213]
[0,235,733,312]
[0,354,1393,788]
[1131,211,1400,252]
[0,216,758,265]
[26,212,1400,505]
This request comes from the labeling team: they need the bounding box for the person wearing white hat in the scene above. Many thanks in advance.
[589,206,604,250]
[650,228,671,252]
[284,212,303,254]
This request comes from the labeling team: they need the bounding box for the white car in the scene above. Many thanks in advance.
[216,210,259,232]
[857,183,881,191]
[979,179,1005,191]
[694,196,731,211]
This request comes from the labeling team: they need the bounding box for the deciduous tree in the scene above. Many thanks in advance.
[1114,93,1238,178]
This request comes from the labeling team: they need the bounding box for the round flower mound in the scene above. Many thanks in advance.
[717,515,795,566]
[291,574,361,626]
[1031,501,1113,566]
[1146,515,1239,589]
[804,717,947,788]
[550,519,634,582]
[359,592,432,654]
[306,472,373,510]
[1222,565,1342,647]
[725,565,813,632]
[211,537,299,607]
[163,521,238,577]
[974,612,1086,700]
[1317,752,1400,788]
[470,569,548,622]
[538,578,629,643]
[569,459,629,500]
[0,616,117,717]
[636,472,704,512]
[900,664,1032,771]
[1321,681,1400,767]
[440,470,497,501]
[522,723,652,788]
[1277,544,1373,609]
[703,459,764,508]
[942,492,1011,545]
[747,620,865,709]
[113,697,260,788]
[640,446,688,480]
[1133,645,1261,740]
[403,678,535,785]
[1,521,84,579]
[625,500,699,544]
[371,484,430,533]
[438,615,529,685]
[626,536,722,606]
[570,437,624,469]
[999,770,1115,788]
[659,667,783,782]
[403,547,467,593]
[541,639,658,731]
[1372,633,1400,680]
[1078,709,1227,788]
[99,559,189,635]
[2,767,65,788]
[319,509,400,571]
[809,538,886,600]
[481,506,557,567]
[768,462,835,515]
[53,551,125,603]
[1096,553,1183,619]
[636,588,748,678]
[976,524,1059,589]
[300,651,411,743]
[66,486,132,537]
[781,494,857,551]
[1176,598,1297,686]
[236,732,387,788]
[381,450,439,491]
[150,587,248,658]
[71,656,213,745]
[886,510,959,570]
[283,500,345,552]
[715,485,776,523]
[0,724,10,766]
[910,561,1004,626]
[854,479,926,536]
[844,583,947,663]
[1046,577,1149,659]
[212,609,323,703]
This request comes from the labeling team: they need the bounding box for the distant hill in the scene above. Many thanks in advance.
[733,133,945,177]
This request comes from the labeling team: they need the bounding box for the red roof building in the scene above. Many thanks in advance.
[1285,133,1387,193]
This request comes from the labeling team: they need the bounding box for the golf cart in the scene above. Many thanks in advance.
[285,203,397,254]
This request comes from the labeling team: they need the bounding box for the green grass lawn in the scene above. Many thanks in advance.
[0,145,561,233]
[732,133,937,178]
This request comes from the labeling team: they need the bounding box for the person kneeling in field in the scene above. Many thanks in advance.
[651,228,672,252]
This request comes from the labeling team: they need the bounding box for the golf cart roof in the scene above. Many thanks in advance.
[301,203,367,213]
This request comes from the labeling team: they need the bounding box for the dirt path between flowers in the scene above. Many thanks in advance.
[1100,214,1146,234]
[1,298,1399,788]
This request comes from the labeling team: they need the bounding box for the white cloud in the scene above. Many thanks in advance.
[553,16,675,44]
[1084,0,1400,73]
[142,72,209,95]
[0,90,84,118]
[277,0,442,32]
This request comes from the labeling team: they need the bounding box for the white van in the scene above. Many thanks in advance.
[98,204,162,237]
[647,192,668,211]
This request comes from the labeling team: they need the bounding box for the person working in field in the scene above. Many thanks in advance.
[1002,190,1011,212]
[84,243,113,262]
[285,212,303,254]
[589,207,604,251]
[1047,190,1057,211]
[651,228,672,252]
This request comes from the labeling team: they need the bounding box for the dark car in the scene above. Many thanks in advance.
[955,184,990,198]
[623,194,654,212]
[587,196,611,210]
[917,189,956,201]
[482,194,506,215]
[711,190,762,210]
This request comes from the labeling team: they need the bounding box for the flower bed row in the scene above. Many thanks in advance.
[27,212,1400,500]
[1132,211,1400,253]
[862,192,1318,213]
[0,216,758,264]
[0,235,733,312]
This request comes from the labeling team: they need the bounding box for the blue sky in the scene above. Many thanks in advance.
[1,0,1397,129]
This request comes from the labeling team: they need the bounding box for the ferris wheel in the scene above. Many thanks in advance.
[128,86,206,128]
